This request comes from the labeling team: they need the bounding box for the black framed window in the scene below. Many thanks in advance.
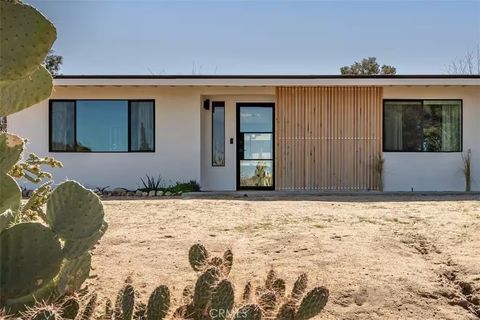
[212,101,225,166]
[49,100,155,152]
[383,100,462,152]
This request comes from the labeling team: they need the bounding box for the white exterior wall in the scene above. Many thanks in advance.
[8,86,275,191]
[8,86,203,190]
[200,94,275,191]
[7,84,479,192]
[383,86,480,191]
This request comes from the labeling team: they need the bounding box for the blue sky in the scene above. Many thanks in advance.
[28,0,480,75]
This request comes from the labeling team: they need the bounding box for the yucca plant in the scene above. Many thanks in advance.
[462,149,472,192]
[139,174,163,194]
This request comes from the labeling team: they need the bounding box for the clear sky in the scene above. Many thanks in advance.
[28,0,480,75]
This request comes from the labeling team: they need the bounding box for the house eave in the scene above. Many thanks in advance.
[53,74,480,87]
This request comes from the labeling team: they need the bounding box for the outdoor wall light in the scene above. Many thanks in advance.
[203,99,210,110]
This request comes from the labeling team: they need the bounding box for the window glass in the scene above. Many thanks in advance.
[76,101,128,152]
[243,133,272,159]
[130,101,154,151]
[384,100,461,152]
[239,160,273,187]
[240,107,272,132]
[212,103,225,166]
[51,101,75,151]
[424,101,461,152]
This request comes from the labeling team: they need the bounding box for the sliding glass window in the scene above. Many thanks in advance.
[384,100,462,152]
[212,101,225,166]
[49,100,155,152]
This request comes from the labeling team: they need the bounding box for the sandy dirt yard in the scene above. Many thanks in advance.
[86,194,480,320]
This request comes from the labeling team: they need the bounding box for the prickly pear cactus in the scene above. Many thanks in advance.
[0,223,63,299]
[0,1,108,313]
[47,181,105,240]
[211,280,234,320]
[146,285,171,320]
[294,287,329,320]
[189,243,209,271]
[0,0,55,116]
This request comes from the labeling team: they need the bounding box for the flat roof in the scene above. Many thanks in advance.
[53,74,480,86]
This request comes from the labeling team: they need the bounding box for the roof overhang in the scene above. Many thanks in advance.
[53,75,480,86]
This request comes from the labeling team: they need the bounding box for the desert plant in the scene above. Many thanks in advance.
[462,149,472,192]
[3,244,328,319]
[179,244,329,320]
[373,154,385,191]
[0,0,108,313]
[95,186,111,195]
[139,174,163,193]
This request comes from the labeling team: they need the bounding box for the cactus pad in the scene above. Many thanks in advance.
[182,285,194,305]
[0,222,62,300]
[0,1,56,81]
[193,267,220,312]
[291,274,308,302]
[234,304,261,320]
[60,297,80,320]
[0,209,15,231]
[265,269,277,290]
[0,133,24,172]
[62,221,108,259]
[146,285,170,320]
[242,282,252,303]
[79,293,97,320]
[104,298,113,320]
[294,287,329,320]
[134,302,147,320]
[0,66,53,116]
[47,180,104,240]
[0,173,21,213]
[54,253,92,296]
[272,279,286,298]
[121,284,135,320]
[189,243,209,271]
[276,303,295,320]
[258,291,276,313]
[211,280,234,320]
[222,249,233,276]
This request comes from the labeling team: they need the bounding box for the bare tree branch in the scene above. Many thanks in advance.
[446,45,480,75]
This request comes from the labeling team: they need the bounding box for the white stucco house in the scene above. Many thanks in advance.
[7,74,480,192]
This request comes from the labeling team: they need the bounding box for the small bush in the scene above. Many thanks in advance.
[138,176,200,194]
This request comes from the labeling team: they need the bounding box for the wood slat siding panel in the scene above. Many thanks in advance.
[275,86,383,191]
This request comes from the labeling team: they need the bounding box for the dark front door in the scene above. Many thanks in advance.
[236,103,274,190]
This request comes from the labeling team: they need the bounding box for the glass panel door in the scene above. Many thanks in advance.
[237,103,274,190]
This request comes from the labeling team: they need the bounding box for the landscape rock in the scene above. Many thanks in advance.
[112,187,127,196]
[148,190,156,197]
[142,192,148,197]
[165,191,172,196]
[135,190,143,197]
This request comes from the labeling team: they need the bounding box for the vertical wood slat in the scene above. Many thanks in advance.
[275,86,383,191]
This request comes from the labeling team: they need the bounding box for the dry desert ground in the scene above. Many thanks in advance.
[86,194,480,320]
